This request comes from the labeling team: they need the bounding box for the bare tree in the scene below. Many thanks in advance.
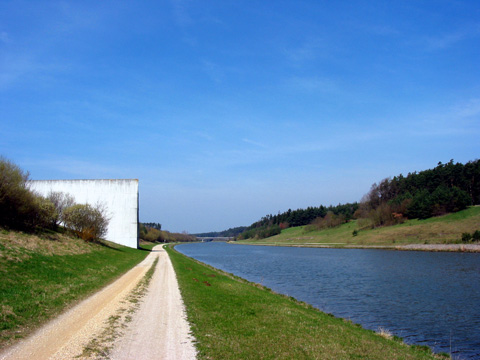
[47,191,75,226]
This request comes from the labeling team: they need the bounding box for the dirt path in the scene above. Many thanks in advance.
[109,246,196,360]
[0,245,196,360]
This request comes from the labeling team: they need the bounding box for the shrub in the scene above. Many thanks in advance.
[0,157,56,230]
[461,232,472,243]
[352,229,358,237]
[257,224,281,239]
[47,191,75,226]
[311,212,346,230]
[0,157,33,229]
[279,222,289,230]
[473,230,480,242]
[32,195,58,229]
[144,227,162,242]
[63,203,110,241]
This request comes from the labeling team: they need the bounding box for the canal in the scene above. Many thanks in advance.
[177,242,480,359]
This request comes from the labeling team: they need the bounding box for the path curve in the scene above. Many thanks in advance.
[0,245,196,360]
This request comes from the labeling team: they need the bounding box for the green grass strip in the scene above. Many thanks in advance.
[166,245,448,360]
[0,233,154,348]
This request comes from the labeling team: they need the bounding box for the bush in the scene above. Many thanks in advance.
[0,157,57,230]
[279,222,289,230]
[0,157,33,228]
[461,232,472,243]
[310,212,346,230]
[63,203,110,241]
[47,191,75,226]
[32,195,58,229]
[473,230,480,242]
[258,224,281,239]
[144,227,162,242]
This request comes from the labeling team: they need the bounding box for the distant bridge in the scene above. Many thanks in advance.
[196,237,234,242]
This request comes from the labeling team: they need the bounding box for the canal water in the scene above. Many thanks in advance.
[177,242,480,359]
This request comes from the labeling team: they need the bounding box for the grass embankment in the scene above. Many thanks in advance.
[166,246,446,360]
[238,206,480,248]
[0,229,155,349]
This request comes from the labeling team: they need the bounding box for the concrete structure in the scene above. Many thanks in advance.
[29,179,139,248]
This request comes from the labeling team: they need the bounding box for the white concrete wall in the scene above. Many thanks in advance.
[29,179,139,248]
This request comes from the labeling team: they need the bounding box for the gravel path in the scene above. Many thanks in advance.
[0,245,196,360]
[109,246,197,360]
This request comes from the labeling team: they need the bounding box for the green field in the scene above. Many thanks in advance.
[237,206,480,248]
[0,229,155,349]
[167,245,447,359]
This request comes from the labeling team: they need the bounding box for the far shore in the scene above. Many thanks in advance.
[230,241,480,253]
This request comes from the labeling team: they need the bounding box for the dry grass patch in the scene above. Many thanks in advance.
[0,228,95,258]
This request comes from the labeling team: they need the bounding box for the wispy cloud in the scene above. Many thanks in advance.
[452,98,480,118]
[285,76,339,94]
[201,59,224,83]
[423,23,480,51]
[195,131,214,142]
[365,24,400,37]
[282,38,326,64]
[27,157,134,180]
[0,54,37,90]
[404,97,480,138]
[242,138,268,149]
[169,0,193,27]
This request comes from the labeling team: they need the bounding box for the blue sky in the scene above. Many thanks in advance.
[1,1,479,233]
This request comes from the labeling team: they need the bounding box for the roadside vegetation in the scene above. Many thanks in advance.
[237,206,480,247]
[0,229,154,349]
[167,245,447,359]
[236,159,480,241]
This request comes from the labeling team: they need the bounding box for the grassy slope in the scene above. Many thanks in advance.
[0,229,154,348]
[238,206,480,247]
[167,246,446,360]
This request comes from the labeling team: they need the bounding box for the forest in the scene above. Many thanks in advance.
[237,159,480,240]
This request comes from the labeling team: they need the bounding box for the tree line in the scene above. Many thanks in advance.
[194,226,248,238]
[237,159,480,239]
[236,203,359,240]
[139,223,196,243]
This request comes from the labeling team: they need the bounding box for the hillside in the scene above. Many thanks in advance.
[236,206,480,248]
